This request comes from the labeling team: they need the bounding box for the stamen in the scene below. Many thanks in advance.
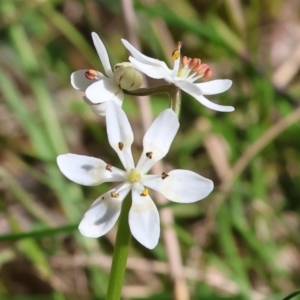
[172,41,182,60]
[140,188,149,197]
[182,56,191,66]
[195,63,209,75]
[85,69,98,80]
[118,142,124,150]
[106,164,112,172]
[203,69,212,81]
[188,58,199,70]
[146,152,153,159]
[111,192,119,198]
[162,172,169,179]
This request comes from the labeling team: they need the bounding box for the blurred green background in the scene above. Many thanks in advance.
[0,0,300,299]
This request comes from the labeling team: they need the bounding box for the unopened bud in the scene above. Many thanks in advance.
[113,62,143,91]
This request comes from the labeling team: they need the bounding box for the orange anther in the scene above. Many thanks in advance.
[188,58,198,70]
[196,63,209,75]
[85,69,98,80]
[203,68,212,81]
[182,56,191,66]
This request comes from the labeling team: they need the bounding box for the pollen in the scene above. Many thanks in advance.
[140,188,149,197]
[118,142,124,150]
[111,192,119,198]
[85,69,98,80]
[128,169,141,182]
[106,164,112,172]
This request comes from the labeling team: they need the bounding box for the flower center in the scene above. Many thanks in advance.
[177,56,212,81]
[128,169,141,182]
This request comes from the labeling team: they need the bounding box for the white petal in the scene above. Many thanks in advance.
[106,102,135,171]
[128,57,173,80]
[196,80,232,95]
[90,91,124,116]
[79,186,130,238]
[85,79,121,104]
[129,183,160,249]
[57,154,125,185]
[143,170,214,203]
[91,32,113,78]
[71,70,103,91]
[192,94,235,112]
[175,80,203,95]
[122,39,171,70]
[136,109,179,174]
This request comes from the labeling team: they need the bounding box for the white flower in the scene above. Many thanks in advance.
[121,39,234,112]
[71,33,142,116]
[57,102,213,249]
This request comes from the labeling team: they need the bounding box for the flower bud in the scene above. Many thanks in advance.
[113,62,143,91]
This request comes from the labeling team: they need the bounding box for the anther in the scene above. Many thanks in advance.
[102,196,105,200]
[203,69,212,81]
[172,41,182,60]
[189,58,199,70]
[182,56,191,66]
[162,172,169,179]
[106,164,112,172]
[146,152,153,159]
[140,188,149,197]
[85,69,98,80]
[118,142,124,150]
[195,63,209,75]
[111,192,119,198]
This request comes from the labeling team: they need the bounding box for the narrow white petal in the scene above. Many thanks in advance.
[143,170,214,203]
[71,70,102,91]
[192,94,235,112]
[79,186,130,238]
[122,39,170,71]
[175,80,203,95]
[136,109,179,174]
[106,102,135,171]
[129,183,160,249]
[128,57,171,80]
[196,80,232,95]
[91,32,113,78]
[57,154,125,186]
[90,91,124,116]
[85,79,121,104]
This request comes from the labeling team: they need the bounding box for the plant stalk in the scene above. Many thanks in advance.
[106,197,132,300]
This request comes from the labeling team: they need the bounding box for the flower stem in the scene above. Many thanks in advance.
[170,88,181,117]
[106,197,132,300]
[123,84,174,97]
[123,84,181,117]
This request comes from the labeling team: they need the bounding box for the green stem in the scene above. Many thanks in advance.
[106,197,132,300]
[123,84,181,116]
[170,88,181,117]
[123,84,174,96]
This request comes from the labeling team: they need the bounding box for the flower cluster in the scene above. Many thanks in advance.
[58,32,234,249]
